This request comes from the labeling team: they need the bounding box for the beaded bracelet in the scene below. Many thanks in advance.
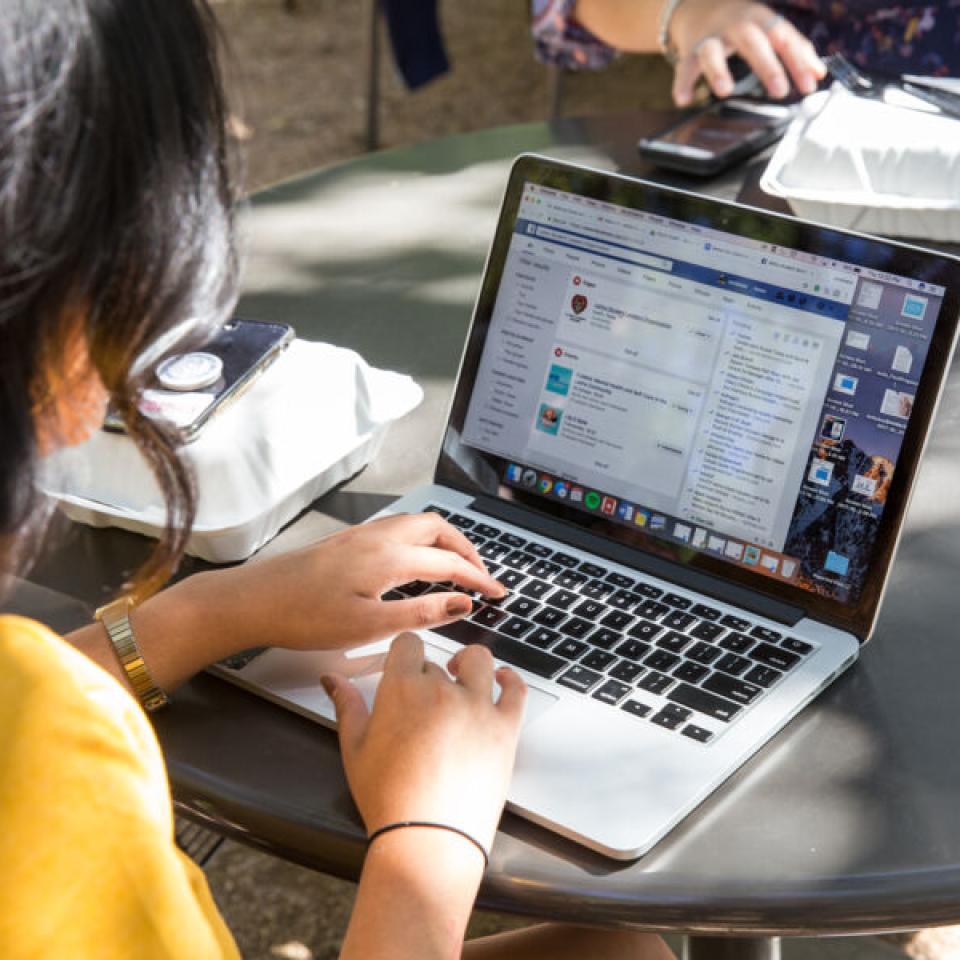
[367,821,490,869]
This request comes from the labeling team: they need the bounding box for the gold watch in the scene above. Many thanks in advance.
[94,597,169,712]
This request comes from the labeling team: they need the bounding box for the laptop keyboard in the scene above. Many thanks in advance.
[386,506,817,745]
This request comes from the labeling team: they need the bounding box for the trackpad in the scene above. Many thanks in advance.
[348,641,558,728]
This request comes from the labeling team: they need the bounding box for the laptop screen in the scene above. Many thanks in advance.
[440,157,960,633]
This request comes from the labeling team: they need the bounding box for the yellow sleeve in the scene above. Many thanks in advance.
[0,616,240,960]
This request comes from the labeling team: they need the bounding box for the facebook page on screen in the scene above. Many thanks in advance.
[461,182,944,603]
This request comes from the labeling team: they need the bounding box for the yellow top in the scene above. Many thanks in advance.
[0,615,240,959]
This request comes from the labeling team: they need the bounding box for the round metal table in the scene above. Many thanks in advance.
[27,111,960,956]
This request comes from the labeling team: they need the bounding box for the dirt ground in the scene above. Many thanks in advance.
[199,4,955,958]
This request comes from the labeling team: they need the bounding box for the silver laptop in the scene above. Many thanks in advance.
[215,155,960,859]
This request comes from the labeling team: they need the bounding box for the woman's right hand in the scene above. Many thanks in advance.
[668,0,825,105]
[323,634,526,856]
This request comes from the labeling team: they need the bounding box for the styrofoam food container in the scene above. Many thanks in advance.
[45,339,423,562]
[760,86,960,241]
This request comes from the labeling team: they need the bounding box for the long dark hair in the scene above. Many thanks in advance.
[0,0,237,598]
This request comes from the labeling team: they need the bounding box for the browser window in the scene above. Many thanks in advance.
[461,183,945,604]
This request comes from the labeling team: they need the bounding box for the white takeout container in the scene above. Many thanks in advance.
[45,339,423,562]
[760,86,960,241]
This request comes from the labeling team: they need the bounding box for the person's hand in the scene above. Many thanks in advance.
[323,633,526,853]
[174,512,506,656]
[669,0,826,105]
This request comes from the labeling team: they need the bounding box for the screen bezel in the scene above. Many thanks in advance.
[435,154,960,642]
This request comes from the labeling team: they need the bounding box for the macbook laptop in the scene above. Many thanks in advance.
[215,155,960,859]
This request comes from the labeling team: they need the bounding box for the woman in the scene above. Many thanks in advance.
[0,2,674,957]
[532,0,957,107]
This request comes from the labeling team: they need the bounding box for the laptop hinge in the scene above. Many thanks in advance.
[469,494,805,627]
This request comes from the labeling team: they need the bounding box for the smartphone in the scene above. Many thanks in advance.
[103,318,294,443]
[638,98,795,176]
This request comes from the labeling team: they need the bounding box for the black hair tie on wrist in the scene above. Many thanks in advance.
[367,821,490,869]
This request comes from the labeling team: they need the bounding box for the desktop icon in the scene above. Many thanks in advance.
[724,541,744,561]
[820,415,846,443]
[634,510,648,527]
[851,473,878,497]
[601,496,618,516]
[707,534,726,553]
[673,523,692,543]
[569,486,584,504]
[901,293,928,320]
[824,551,850,576]
[521,468,538,489]
[808,458,834,487]
[584,491,602,510]
[571,294,588,315]
[650,514,666,531]
[617,502,635,522]
[691,528,707,549]
[743,545,761,566]
[780,558,797,578]
[506,464,523,484]
[833,373,859,396]
[539,476,553,495]
[760,554,780,574]
[554,481,569,499]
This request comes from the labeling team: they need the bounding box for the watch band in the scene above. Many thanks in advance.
[95,597,169,712]
[658,0,687,64]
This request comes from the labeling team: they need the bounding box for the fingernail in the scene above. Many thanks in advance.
[447,595,472,616]
[320,675,337,698]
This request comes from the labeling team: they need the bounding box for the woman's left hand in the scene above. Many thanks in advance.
[171,511,505,656]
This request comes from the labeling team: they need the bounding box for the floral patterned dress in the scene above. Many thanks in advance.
[531,0,960,76]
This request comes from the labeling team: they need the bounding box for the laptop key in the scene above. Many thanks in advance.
[598,610,630,632]
[433,619,566,679]
[662,593,692,610]
[645,650,680,672]
[526,543,553,558]
[657,630,693,654]
[593,679,631,705]
[636,600,669,620]
[473,605,508,628]
[578,562,607,578]
[715,653,752,676]
[581,580,615,600]
[555,638,589,660]
[498,532,526,548]
[673,661,708,684]
[682,724,714,743]
[533,607,567,628]
[662,610,695,631]
[621,699,652,718]
[615,638,651,662]
[555,570,587,589]
[529,560,563,579]
[745,664,782,687]
[574,599,606,619]
[630,619,663,642]
[474,523,501,539]
[633,582,664,599]
[750,642,800,672]
[504,550,537,570]
[546,588,580,610]
[479,542,512,561]
[424,505,450,518]
[652,704,691,730]
[606,572,635,589]
[668,682,742,722]
[557,665,603,694]
[691,603,721,621]
[507,597,540,618]
[688,642,722,665]
[560,618,593,640]
[721,614,751,632]
[703,672,762,705]
[607,589,639,611]
[448,513,475,529]
[499,617,534,639]
[690,621,725,642]
[463,530,486,546]
[527,627,560,650]
[581,649,617,672]
[751,625,782,643]
[638,671,674,695]
[587,627,621,650]
[610,660,644,684]
[552,552,579,568]
[497,569,526,590]
[719,632,754,653]
[519,580,552,600]
[382,589,406,601]
[782,637,813,656]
